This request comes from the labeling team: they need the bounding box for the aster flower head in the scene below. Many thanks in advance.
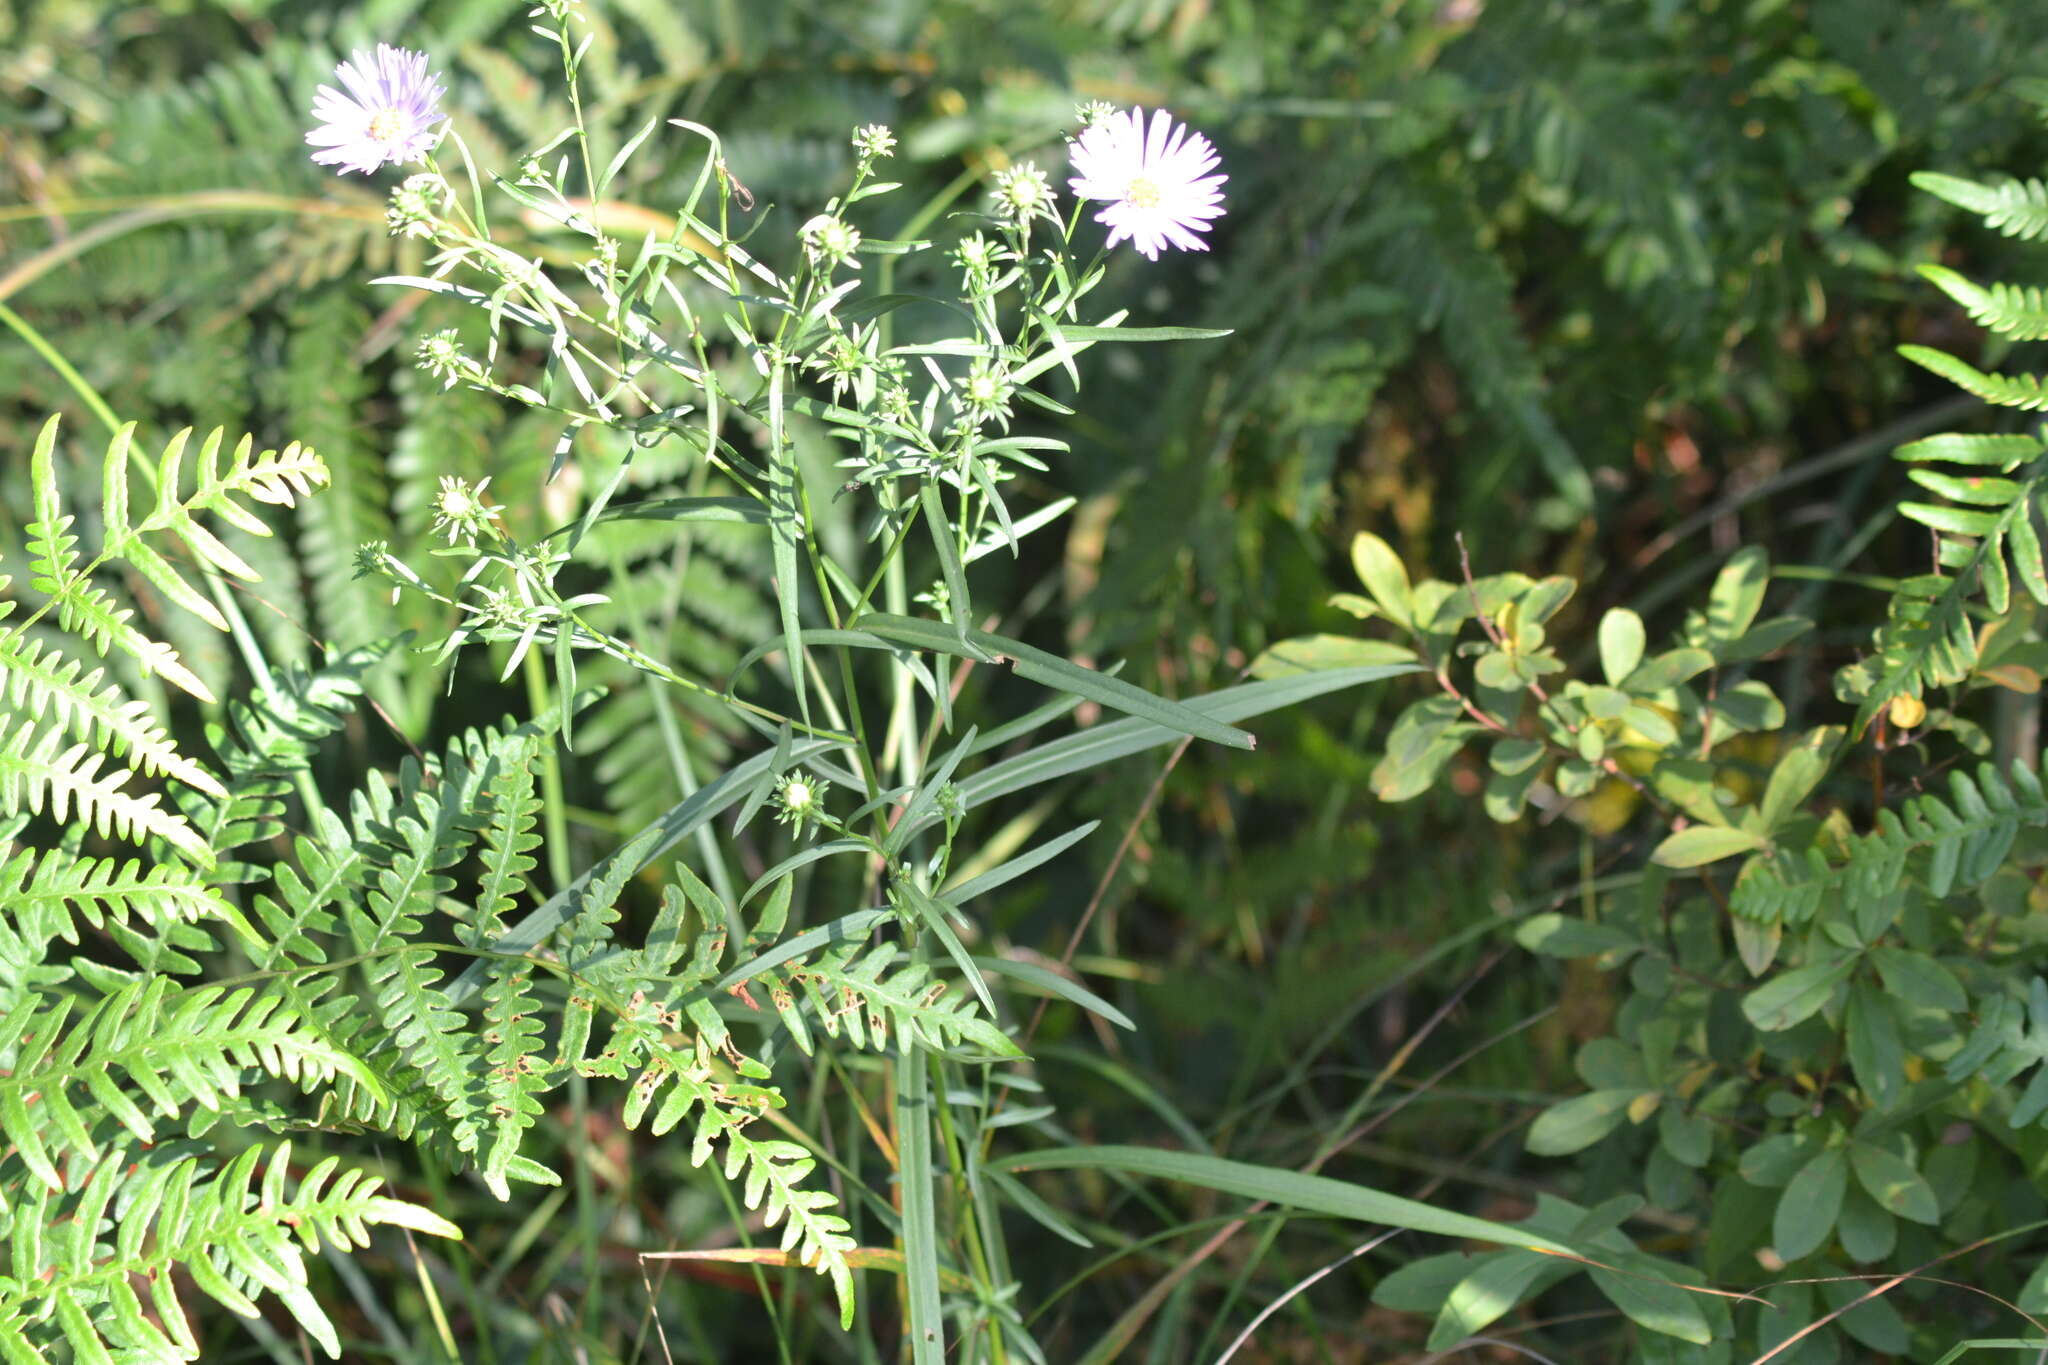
[876,370,916,424]
[953,231,1012,289]
[774,773,830,830]
[991,162,1056,226]
[806,323,877,398]
[800,213,863,271]
[955,357,1015,429]
[1067,107,1227,261]
[432,476,500,546]
[1075,100,1120,130]
[416,329,477,388]
[853,123,897,161]
[308,44,447,177]
[352,540,394,579]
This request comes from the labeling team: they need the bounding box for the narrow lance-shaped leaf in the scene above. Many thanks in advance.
[854,612,1254,750]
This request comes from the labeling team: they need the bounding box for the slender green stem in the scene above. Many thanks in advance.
[522,649,576,892]
[927,1052,1011,1365]
[567,1070,604,1337]
[0,300,120,432]
[558,23,601,210]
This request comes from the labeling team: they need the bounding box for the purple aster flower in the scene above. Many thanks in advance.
[306,44,447,177]
[1067,107,1227,261]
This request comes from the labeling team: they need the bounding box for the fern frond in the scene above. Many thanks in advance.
[1369,171,1591,509]
[0,847,235,941]
[345,783,484,1154]
[1734,758,2048,925]
[1865,192,2048,719]
[0,1140,457,1362]
[45,573,214,702]
[249,810,362,969]
[718,1126,857,1326]
[22,434,210,700]
[217,641,390,774]
[287,293,395,651]
[22,414,329,701]
[1842,576,1987,737]
[24,424,82,596]
[0,621,224,797]
[236,971,442,1145]
[787,942,1019,1057]
[0,977,382,1191]
[95,421,328,632]
[459,729,556,1198]
[570,1022,857,1323]
[186,641,393,876]
[1912,170,2048,241]
[0,718,210,865]
[649,869,1008,1057]
[473,959,555,1200]
[543,860,855,1314]
[342,719,540,1159]
[551,801,656,1070]
[472,728,545,939]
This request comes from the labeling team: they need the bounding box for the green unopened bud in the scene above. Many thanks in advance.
[774,773,831,830]
[386,172,447,239]
[800,214,863,271]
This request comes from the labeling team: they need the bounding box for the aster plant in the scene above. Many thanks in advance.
[79,7,1520,1359]
[331,46,1263,1350]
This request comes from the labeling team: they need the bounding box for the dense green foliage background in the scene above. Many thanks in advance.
[11,0,2048,1359]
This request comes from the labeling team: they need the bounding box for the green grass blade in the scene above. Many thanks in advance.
[854,613,1257,749]
[948,664,1421,815]
[896,881,996,1019]
[767,364,809,723]
[943,820,1099,902]
[987,1146,1579,1255]
[897,1056,946,1365]
[974,956,1133,1031]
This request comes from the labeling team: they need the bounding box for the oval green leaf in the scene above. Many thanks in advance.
[1651,825,1765,868]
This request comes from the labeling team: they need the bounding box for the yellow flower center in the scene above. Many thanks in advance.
[1125,176,1163,209]
[366,109,403,142]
